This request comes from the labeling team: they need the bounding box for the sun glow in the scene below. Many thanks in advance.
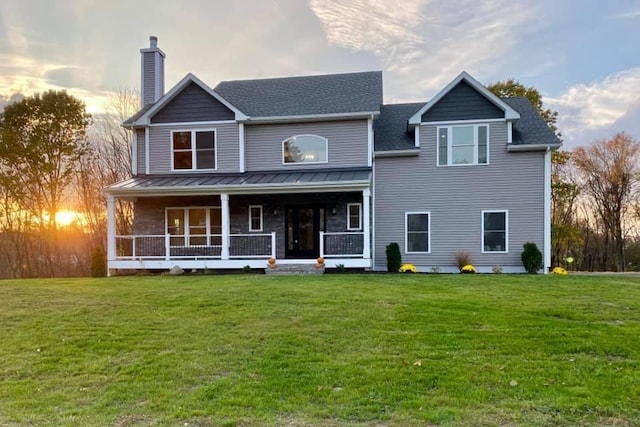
[55,210,79,227]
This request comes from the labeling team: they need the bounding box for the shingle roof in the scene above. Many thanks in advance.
[106,168,372,196]
[373,96,561,152]
[214,71,382,118]
[374,103,423,152]
[502,97,561,146]
[123,103,154,126]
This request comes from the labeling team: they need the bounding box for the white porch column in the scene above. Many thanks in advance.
[363,188,371,259]
[221,193,230,260]
[106,194,116,276]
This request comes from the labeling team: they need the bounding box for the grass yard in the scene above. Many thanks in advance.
[0,274,639,426]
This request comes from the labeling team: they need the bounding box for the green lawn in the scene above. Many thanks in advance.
[0,274,639,426]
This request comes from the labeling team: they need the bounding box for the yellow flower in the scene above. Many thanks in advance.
[552,267,568,275]
[461,264,476,273]
[400,263,417,273]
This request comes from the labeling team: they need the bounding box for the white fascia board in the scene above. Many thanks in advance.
[134,73,248,125]
[408,71,521,125]
[104,180,372,197]
[246,111,379,124]
[507,143,562,152]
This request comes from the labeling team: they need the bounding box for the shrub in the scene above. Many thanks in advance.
[242,265,252,273]
[454,251,472,271]
[521,242,543,273]
[90,247,106,277]
[430,266,442,274]
[492,265,504,274]
[386,243,402,272]
[335,264,346,274]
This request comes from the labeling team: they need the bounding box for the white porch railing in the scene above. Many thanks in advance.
[320,231,365,258]
[115,232,276,260]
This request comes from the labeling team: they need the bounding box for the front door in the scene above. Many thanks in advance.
[285,206,325,258]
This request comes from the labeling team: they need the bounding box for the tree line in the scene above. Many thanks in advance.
[0,83,638,277]
[0,90,136,278]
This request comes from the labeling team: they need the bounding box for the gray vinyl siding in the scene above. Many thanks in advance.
[373,121,544,271]
[151,82,235,123]
[136,129,145,174]
[245,120,369,171]
[422,81,504,122]
[147,122,240,174]
[142,51,156,106]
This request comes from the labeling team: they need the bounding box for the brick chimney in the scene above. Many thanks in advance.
[140,35,165,107]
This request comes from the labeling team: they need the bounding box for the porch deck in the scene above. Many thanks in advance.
[108,231,370,271]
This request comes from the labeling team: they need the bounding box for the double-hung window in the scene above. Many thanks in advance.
[166,207,222,246]
[482,210,508,253]
[405,212,430,253]
[438,125,489,166]
[249,205,263,232]
[172,130,216,170]
[347,203,362,230]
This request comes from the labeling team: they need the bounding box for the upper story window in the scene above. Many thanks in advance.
[172,130,216,171]
[437,125,488,166]
[283,134,328,164]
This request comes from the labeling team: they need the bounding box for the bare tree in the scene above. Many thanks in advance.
[573,133,640,271]
[74,88,138,275]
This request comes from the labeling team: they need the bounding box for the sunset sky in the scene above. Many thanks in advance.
[0,0,639,148]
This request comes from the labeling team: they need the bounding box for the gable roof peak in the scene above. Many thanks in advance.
[408,71,520,125]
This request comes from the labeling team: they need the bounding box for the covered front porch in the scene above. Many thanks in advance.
[105,169,372,273]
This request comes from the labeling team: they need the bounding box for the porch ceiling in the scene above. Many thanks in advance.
[105,167,371,197]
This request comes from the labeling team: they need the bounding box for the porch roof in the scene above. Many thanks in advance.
[105,167,372,197]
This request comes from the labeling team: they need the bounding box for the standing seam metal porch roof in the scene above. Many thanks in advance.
[105,168,372,196]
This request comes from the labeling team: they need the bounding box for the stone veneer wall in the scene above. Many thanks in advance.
[132,192,365,258]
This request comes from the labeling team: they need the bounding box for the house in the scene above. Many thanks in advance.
[105,36,561,274]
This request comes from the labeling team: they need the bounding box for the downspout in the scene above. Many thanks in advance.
[544,147,552,273]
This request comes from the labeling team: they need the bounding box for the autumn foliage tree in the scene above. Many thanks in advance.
[488,78,561,140]
[0,90,92,230]
[0,90,91,276]
[573,133,640,271]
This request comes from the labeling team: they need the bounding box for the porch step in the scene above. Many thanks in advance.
[264,263,325,275]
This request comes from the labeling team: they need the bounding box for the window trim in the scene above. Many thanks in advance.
[248,205,263,232]
[405,211,431,254]
[346,203,362,231]
[170,128,218,172]
[281,134,328,165]
[481,210,509,253]
[436,124,490,167]
[165,206,222,247]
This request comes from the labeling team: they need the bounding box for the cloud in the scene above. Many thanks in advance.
[309,0,543,101]
[545,68,640,148]
[309,0,428,55]
[610,10,640,19]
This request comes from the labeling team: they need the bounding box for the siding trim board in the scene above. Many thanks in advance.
[150,120,237,127]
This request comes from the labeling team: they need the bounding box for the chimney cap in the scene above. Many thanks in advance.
[150,35,158,48]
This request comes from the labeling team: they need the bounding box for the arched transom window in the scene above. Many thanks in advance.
[283,135,328,164]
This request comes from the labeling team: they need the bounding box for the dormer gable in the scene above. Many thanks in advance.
[126,73,247,127]
[408,71,520,125]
